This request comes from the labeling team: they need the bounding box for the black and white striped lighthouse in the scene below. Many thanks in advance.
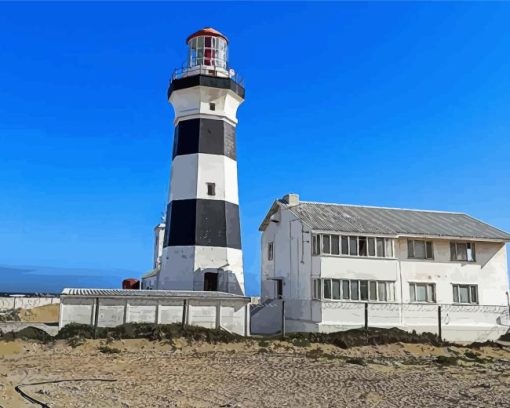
[158,28,245,295]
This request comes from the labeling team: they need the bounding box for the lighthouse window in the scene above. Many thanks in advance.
[206,183,216,196]
[209,103,216,111]
[189,36,228,69]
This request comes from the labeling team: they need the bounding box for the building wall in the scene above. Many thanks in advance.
[60,295,249,336]
[261,207,313,302]
[397,238,508,305]
[0,296,60,310]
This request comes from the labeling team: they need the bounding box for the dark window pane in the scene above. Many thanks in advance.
[359,237,367,256]
[453,285,459,303]
[349,237,358,256]
[414,241,426,259]
[205,36,211,47]
[331,235,340,255]
[350,281,359,300]
[457,243,467,261]
[368,238,375,256]
[341,236,349,255]
[450,242,456,260]
[426,241,433,259]
[332,280,341,299]
[377,238,385,257]
[407,240,414,258]
[360,281,368,300]
[324,280,331,299]
[322,235,331,254]
[470,286,478,303]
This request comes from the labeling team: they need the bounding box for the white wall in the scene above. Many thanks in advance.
[396,238,509,305]
[0,297,60,310]
[60,295,249,336]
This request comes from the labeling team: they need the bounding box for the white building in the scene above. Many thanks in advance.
[253,193,510,342]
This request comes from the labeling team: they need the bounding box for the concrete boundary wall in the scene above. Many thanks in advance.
[252,299,510,342]
[60,292,250,336]
[0,297,60,310]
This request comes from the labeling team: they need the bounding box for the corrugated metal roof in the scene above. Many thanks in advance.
[262,200,510,241]
[61,288,249,300]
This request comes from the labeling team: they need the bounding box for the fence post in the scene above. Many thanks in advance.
[364,302,368,331]
[437,305,442,341]
[182,299,187,329]
[281,300,286,338]
[93,297,100,339]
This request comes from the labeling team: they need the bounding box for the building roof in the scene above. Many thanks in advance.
[61,288,250,300]
[186,27,228,44]
[260,198,510,241]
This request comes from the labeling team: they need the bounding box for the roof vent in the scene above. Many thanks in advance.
[282,193,299,207]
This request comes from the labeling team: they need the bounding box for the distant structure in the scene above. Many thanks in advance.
[149,28,245,295]
[141,223,165,289]
[251,193,510,341]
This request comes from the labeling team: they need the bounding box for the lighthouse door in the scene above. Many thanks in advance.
[204,272,218,291]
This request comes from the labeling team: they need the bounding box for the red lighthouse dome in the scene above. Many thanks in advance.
[186,27,229,70]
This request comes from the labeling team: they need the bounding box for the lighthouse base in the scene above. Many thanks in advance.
[157,246,245,295]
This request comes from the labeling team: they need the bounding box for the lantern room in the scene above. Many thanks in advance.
[186,27,228,70]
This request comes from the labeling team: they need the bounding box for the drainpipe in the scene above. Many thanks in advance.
[397,240,404,326]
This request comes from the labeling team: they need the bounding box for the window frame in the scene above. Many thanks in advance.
[407,239,434,260]
[450,242,476,262]
[409,282,436,303]
[206,182,216,196]
[452,283,478,304]
[316,279,395,302]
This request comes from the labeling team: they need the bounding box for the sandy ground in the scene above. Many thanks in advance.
[1,338,510,408]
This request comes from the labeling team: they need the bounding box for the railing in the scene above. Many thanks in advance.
[171,64,244,86]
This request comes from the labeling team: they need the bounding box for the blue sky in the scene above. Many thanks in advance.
[0,2,509,295]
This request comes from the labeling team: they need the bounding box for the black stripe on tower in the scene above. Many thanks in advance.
[164,199,242,249]
[172,118,236,160]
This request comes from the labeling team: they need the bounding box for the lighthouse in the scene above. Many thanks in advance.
[158,28,245,295]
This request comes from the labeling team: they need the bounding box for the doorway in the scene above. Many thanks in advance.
[276,279,283,299]
[204,272,218,291]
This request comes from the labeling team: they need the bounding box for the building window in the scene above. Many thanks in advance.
[409,282,436,303]
[331,235,340,255]
[209,102,216,111]
[312,234,394,259]
[349,236,358,256]
[206,182,216,196]
[313,279,321,300]
[407,240,433,260]
[322,235,331,254]
[320,279,395,302]
[267,242,274,261]
[450,242,475,262]
[453,284,478,304]
[324,279,332,299]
